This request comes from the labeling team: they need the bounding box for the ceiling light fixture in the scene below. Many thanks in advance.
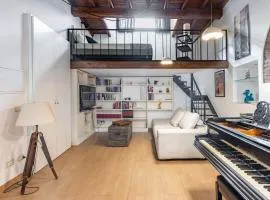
[202,1,223,41]
[161,57,173,65]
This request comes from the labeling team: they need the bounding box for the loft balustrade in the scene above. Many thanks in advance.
[68,28,228,62]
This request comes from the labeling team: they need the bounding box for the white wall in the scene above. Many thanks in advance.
[0,0,80,186]
[194,0,270,117]
[71,69,95,145]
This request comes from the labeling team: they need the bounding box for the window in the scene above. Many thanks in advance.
[117,18,170,30]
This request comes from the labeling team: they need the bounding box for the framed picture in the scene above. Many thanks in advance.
[215,70,225,97]
[234,4,251,60]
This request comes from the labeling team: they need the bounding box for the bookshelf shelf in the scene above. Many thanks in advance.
[95,76,173,132]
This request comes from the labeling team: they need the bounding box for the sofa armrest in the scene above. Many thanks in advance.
[156,126,207,159]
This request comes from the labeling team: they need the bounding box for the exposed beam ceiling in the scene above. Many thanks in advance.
[72,7,222,19]
[71,60,229,69]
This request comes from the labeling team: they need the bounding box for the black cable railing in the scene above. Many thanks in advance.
[67,28,228,62]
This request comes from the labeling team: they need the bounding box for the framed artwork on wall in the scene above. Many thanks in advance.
[215,70,225,97]
[263,28,270,83]
[234,4,251,60]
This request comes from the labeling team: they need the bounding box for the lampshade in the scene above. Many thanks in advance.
[202,27,223,41]
[161,57,173,65]
[16,102,55,127]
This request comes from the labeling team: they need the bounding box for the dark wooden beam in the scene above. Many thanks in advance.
[181,0,189,10]
[72,7,222,19]
[71,60,229,69]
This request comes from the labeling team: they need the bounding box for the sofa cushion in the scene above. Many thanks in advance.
[170,108,185,127]
[179,112,200,129]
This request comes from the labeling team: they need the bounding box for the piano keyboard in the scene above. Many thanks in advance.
[200,138,270,199]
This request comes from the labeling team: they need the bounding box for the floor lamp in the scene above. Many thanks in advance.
[16,102,58,195]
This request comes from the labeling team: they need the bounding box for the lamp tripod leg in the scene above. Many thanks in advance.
[21,132,39,195]
[38,133,58,179]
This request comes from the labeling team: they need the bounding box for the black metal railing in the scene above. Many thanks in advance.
[68,28,227,62]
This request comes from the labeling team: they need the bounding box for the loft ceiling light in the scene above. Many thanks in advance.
[161,57,173,65]
[202,1,223,41]
[161,28,173,65]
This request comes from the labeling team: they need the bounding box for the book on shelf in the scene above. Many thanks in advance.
[113,101,121,109]
[96,93,117,100]
[122,110,133,118]
[122,101,136,109]
[97,114,122,119]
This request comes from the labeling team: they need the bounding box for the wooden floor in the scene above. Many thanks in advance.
[0,132,219,200]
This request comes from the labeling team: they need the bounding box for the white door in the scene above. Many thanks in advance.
[30,16,71,171]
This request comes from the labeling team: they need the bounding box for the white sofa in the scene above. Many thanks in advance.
[152,110,207,160]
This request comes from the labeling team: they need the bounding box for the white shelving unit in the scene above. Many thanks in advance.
[94,76,173,132]
[233,60,259,104]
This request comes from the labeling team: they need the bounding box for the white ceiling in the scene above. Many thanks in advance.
[82,68,202,76]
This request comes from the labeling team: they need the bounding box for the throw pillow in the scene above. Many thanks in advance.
[170,108,185,127]
[179,112,200,129]
[86,35,97,43]
[76,32,86,43]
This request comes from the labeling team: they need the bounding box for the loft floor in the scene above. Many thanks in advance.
[1,133,218,200]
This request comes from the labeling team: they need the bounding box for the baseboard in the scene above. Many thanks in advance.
[0,174,22,193]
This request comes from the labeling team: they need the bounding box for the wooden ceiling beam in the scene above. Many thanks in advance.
[71,60,229,69]
[181,0,189,10]
[72,7,222,19]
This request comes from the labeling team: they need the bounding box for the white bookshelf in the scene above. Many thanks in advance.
[94,76,173,132]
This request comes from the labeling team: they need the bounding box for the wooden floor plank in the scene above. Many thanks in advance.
[0,132,218,200]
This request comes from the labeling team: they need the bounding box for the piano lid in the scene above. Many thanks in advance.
[207,101,270,153]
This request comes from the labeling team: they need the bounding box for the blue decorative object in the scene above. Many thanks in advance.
[243,89,254,103]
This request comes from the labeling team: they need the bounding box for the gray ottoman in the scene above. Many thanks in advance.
[107,123,132,147]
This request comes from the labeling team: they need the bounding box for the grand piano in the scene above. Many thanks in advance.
[195,101,270,200]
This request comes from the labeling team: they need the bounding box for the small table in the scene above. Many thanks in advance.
[107,121,132,147]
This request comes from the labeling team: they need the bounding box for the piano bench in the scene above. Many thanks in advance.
[216,175,244,200]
